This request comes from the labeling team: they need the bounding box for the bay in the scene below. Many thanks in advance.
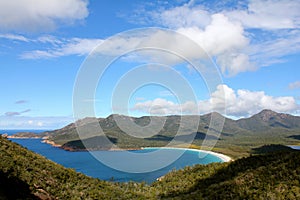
[2,130,224,183]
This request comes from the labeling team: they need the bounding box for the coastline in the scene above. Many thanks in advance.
[41,139,141,151]
[41,139,62,148]
[143,147,233,162]
[7,135,41,139]
[198,149,232,162]
[8,136,232,162]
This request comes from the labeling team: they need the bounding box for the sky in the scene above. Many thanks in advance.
[0,0,300,129]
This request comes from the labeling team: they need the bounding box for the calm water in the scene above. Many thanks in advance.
[1,130,223,183]
[289,145,300,150]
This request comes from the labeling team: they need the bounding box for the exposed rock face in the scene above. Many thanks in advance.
[256,109,291,122]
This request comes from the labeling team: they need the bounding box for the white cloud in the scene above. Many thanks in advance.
[88,16,250,76]
[0,33,103,59]
[289,81,300,90]
[202,84,299,116]
[152,4,211,29]
[177,14,252,75]
[249,31,300,67]
[216,53,256,76]
[226,0,300,29]
[21,37,103,59]
[0,0,89,32]
[132,84,299,118]
[0,33,29,42]
[37,35,63,46]
[60,38,104,56]
[7,0,300,78]
[138,0,300,76]
[137,5,253,75]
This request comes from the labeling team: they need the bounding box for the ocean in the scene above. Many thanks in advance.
[1,129,223,183]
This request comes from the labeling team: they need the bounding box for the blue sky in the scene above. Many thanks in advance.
[0,0,300,129]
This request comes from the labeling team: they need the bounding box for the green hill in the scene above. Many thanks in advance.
[10,109,300,158]
[154,147,300,199]
[1,135,300,199]
[0,136,150,199]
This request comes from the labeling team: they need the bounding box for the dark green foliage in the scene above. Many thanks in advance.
[0,171,39,200]
[0,137,150,199]
[156,150,300,199]
[62,135,118,151]
[251,144,296,154]
[1,136,300,199]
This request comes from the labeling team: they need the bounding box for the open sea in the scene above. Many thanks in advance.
[1,129,223,183]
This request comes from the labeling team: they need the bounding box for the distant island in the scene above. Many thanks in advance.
[7,131,45,139]
[9,109,300,159]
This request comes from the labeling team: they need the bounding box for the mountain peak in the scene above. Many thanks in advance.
[257,109,278,121]
[255,109,291,122]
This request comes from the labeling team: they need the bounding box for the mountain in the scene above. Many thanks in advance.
[11,109,300,158]
[1,135,300,199]
[237,109,300,131]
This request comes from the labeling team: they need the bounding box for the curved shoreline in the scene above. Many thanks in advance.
[9,137,232,162]
[143,147,232,162]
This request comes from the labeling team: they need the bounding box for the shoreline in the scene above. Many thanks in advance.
[143,147,233,162]
[7,135,42,139]
[41,139,62,148]
[9,137,232,162]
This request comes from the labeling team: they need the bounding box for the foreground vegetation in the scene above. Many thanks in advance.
[1,136,300,199]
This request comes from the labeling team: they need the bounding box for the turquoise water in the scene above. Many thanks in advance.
[2,130,223,183]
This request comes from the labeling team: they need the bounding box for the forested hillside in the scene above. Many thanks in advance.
[1,136,300,199]
[11,109,300,158]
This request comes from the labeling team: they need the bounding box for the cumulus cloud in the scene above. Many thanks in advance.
[66,20,249,76]
[132,84,299,118]
[5,0,300,78]
[214,85,298,117]
[216,53,256,76]
[11,11,252,76]
[132,4,253,75]
[134,0,300,76]
[0,0,89,32]
[178,14,248,55]
[177,14,252,75]
[152,4,211,29]
[289,81,300,90]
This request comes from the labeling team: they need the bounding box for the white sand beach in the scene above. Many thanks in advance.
[143,147,232,162]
